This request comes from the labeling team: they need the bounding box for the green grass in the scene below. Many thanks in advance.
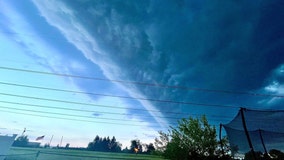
[6,147,165,160]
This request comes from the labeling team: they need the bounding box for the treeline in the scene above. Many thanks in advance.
[11,115,284,159]
[87,136,155,154]
[87,135,121,152]
[13,134,156,155]
[16,116,284,159]
[123,139,155,154]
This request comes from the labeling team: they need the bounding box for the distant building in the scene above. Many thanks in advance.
[0,134,17,160]
[27,142,41,148]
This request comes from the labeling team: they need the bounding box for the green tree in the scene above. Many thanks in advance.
[157,115,221,159]
[215,136,232,159]
[269,149,284,160]
[65,143,70,149]
[145,143,155,154]
[130,139,142,153]
[87,135,121,152]
[244,151,263,160]
[154,131,169,153]
[109,136,122,152]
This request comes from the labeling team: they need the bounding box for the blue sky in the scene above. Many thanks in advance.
[0,0,284,148]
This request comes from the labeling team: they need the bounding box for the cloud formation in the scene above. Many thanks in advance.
[33,0,284,126]
[31,0,168,128]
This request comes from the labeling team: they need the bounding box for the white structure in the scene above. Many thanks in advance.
[0,134,17,160]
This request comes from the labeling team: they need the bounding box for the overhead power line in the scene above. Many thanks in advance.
[0,92,239,112]
[0,108,163,127]
[0,105,147,124]
[0,103,273,126]
[0,100,233,121]
[0,81,238,108]
[0,105,180,126]
[1,66,284,98]
[0,100,178,120]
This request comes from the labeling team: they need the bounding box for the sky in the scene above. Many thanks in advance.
[0,0,284,148]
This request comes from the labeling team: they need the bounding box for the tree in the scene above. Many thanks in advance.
[44,143,50,148]
[269,149,284,160]
[12,135,29,147]
[215,136,232,159]
[154,131,169,152]
[145,143,155,154]
[87,135,121,152]
[87,135,104,151]
[122,147,130,153]
[65,143,70,149]
[102,137,109,151]
[244,151,263,160]
[157,115,222,159]
[130,139,142,154]
[109,136,122,152]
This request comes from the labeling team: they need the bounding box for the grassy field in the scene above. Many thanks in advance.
[5,147,165,160]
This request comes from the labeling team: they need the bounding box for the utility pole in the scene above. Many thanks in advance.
[49,135,53,147]
[60,136,63,147]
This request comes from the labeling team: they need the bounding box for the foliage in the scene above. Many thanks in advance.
[269,149,284,159]
[87,135,121,152]
[126,139,156,155]
[215,136,231,159]
[12,135,29,147]
[44,143,50,148]
[145,143,155,154]
[156,115,230,159]
[154,131,169,152]
[244,151,265,160]
[244,149,284,160]
[122,147,130,153]
[130,139,142,153]
[65,143,70,149]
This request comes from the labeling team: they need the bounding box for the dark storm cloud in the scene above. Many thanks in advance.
[62,0,284,124]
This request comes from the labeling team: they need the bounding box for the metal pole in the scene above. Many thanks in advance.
[60,136,63,147]
[35,151,40,160]
[258,129,268,155]
[240,107,256,160]
[49,135,53,147]
[219,123,224,156]
[21,128,26,136]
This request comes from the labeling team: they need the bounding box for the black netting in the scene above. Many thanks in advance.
[223,109,284,153]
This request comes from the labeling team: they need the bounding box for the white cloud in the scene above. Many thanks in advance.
[0,1,86,76]
[265,64,284,95]
[265,81,280,93]
[260,64,284,106]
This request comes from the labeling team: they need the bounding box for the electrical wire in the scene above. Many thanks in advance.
[0,100,233,120]
[0,81,239,108]
[1,66,283,98]
[0,105,179,127]
[0,92,239,118]
[0,107,164,127]
[0,100,179,120]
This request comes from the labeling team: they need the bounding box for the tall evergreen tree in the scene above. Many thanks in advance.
[87,135,121,152]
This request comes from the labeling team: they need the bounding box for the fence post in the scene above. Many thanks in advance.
[219,123,224,156]
[35,151,40,160]
[258,129,268,155]
[240,107,256,160]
